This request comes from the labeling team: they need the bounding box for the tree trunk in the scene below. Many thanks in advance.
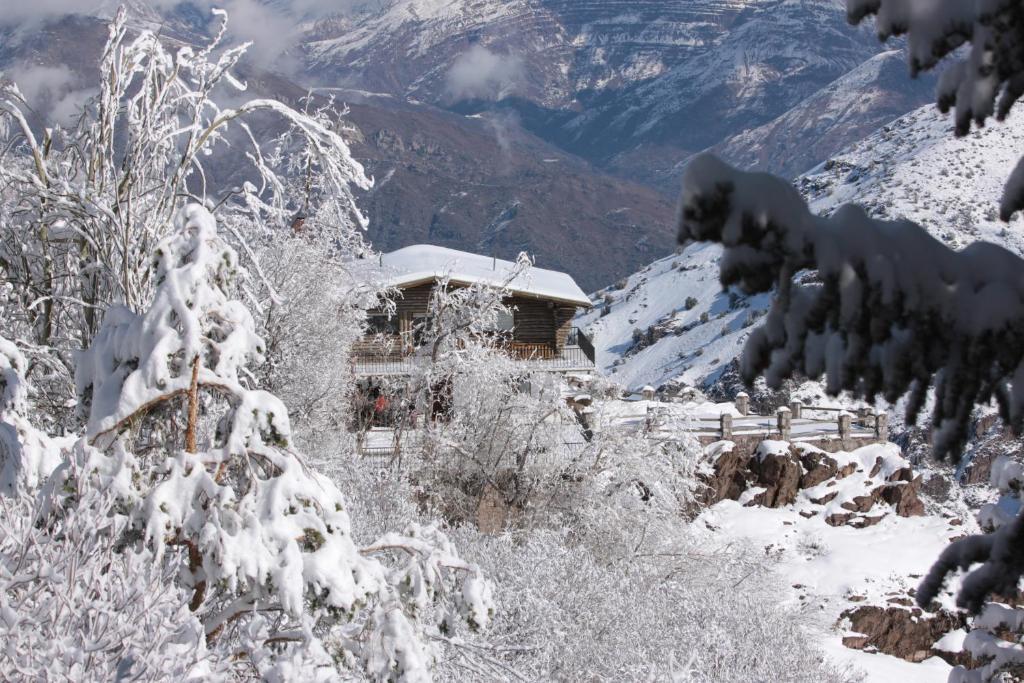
[184,354,205,612]
[185,354,200,454]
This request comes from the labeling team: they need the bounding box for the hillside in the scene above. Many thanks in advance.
[582,102,1024,390]
[300,0,930,185]
[0,14,676,292]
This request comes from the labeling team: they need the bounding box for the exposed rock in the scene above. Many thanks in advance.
[699,445,752,506]
[799,451,838,488]
[750,447,803,508]
[841,605,965,663]
[699,441,925,527]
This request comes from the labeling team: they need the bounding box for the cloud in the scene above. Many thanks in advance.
[445,45,525,101]
[0,1,365,71]
[6,64,97,125]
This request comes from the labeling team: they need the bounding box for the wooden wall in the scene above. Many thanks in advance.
[357,281,581,355]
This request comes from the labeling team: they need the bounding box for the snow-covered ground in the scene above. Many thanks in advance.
[578,242,771,390]
[693,442,971,682]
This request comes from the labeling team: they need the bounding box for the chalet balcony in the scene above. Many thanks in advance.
[351,327,597,377]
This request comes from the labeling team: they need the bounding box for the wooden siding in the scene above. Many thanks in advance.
[359,281,580,354]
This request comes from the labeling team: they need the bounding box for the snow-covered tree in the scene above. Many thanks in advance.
[0,7,371,417]
[66,204,492,679]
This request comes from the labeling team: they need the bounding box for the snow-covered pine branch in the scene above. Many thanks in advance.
[847,0,1024,219]
[678,153,1024,461]
[65,204,491,679]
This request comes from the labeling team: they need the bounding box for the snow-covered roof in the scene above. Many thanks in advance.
[372,245,592,308]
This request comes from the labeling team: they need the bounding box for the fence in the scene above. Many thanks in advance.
[642,398,887,447]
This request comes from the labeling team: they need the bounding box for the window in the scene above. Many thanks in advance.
[367,314,399,335]
[495,310,515,332]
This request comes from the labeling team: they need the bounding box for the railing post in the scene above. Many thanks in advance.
[857,406,872,427]
[874,412,889,442]
[838,412,852,441]
[789,399,802,420]
[720,413,733,440]
[735,392,750,416]
[776,406,791,440]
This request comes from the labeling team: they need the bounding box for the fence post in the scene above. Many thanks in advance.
[777,406,791,440]
[735,392,750,416]
[857,406,872,427]
[642,385,656,401]
[789,399,802,420]
[720,413,733,440]
[838,412,852,441]
[874,412,889,442]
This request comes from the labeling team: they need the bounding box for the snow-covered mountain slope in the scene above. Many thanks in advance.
[577,244,771,392]
[711,50,935,180]
[800,104,1024,255]
[299,0,931,187]
[583,102,1024,390]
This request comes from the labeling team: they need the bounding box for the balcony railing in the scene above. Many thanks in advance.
[352,328,597,376]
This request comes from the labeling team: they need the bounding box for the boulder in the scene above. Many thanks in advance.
[840,605,965,664]
[750,447,803,507]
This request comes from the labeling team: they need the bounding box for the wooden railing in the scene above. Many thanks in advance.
[351,328,597,375]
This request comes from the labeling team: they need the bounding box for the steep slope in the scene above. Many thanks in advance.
[300,0,926,188]
[800,105,1024,254]
[584,102,1024,389]
[711,50,935,180]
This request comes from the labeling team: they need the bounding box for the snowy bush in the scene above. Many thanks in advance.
[0,7,371,419]
[0,485,225,680]
[61,204,492,680]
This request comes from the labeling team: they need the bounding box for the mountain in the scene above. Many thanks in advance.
[0,2,941,288]
[299,0,933,188]
[0,13,676,292]
[711,50,936,180]
[581,102,1024,390]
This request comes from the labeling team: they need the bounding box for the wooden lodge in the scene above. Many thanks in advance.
[353,245,597,376]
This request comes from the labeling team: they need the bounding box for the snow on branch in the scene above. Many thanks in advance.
[66,204,492,678]
[847,0,1024,219]
[678,153,1024,461]
[0,338,66,494]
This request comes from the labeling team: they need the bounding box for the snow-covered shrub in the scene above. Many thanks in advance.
[64,204,491,680]
[0,484,225,680]
[0,7,371,418]
[0,337,66,494]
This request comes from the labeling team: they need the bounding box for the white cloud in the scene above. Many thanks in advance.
[7,64,96,125]
[445,44,525,101]
[0,1,365,70]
